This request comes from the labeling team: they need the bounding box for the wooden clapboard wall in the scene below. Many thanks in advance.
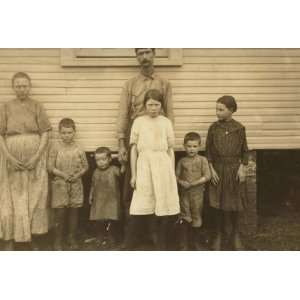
[0,48,299,151]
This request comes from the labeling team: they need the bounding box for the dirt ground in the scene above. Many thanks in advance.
[2,209,300,251]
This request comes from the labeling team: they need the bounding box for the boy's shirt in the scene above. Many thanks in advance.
[176,154,210,192]
[48,140,88,178]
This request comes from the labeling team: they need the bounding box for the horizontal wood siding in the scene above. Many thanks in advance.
[0,48,300,151]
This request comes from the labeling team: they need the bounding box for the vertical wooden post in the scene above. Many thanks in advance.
[240,150,257,235]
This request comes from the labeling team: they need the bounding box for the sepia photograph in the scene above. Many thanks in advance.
[0,48,299,251]
[1,1,300,299]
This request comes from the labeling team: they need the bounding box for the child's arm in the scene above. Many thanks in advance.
[89,186,94,205]
[237,127,249,183]
[120,161,126,174]
[52,168,69,181]
[47,143,69,180]
[167,147,175,169]
[88,173,95,205]
[190,177,207,187]
[130,144,138,189]
[175,159,191,189]
[209,163,219,186]
[190,158,212,187]
[69,151,89,182]
[205,126,219,185]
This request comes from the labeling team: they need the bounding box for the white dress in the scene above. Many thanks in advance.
[129,115,180,216]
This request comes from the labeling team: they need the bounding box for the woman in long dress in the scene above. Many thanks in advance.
[0,72,52,250]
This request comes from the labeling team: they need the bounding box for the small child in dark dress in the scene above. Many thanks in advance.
[206,95,249,251]
[89,147,123,248]
[176,132,211,250]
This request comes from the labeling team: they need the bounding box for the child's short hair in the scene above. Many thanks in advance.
[58,118,76,131]
[95,147,112,158]
[12,72,32,86]
[184,132,201,145]
[144,89,164,106]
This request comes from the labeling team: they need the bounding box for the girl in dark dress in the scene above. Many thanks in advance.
[206,95,248,250]
[89,147,123,249]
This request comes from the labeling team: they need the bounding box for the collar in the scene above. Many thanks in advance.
[139,69,156,80]
[216,119,243,132]
[13,97,31,104]
[97,165,111,171]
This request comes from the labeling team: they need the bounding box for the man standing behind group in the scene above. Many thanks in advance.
[117,48,174,217]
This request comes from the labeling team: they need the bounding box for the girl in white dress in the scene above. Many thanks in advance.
[125,89,180,250]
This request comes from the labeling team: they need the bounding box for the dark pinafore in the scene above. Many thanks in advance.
[205,119,249,211]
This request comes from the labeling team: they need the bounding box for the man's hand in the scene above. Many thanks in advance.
[118,145,128,164]
[130,175,136,189]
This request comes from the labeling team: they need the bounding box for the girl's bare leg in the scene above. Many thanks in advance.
[231,211,244,250]
[211,209,223,251]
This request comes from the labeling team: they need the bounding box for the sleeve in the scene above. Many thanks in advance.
[129,118,139,145]
[175,159,182,179]
[47,141,58,172]
[89,171,97,198]
[91,171,96,189]
[36,102,52,134]
[241,127,249,165]
[201,157,211,180]
[205,125,214,163]
[166,119,175,148]
[114,165,121,177]
[116,81,131,140]
[0,104,7,136]
[163,80,174,124]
